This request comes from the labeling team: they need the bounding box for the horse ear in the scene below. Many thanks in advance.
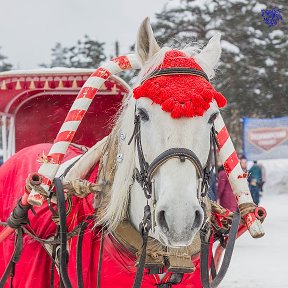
[136,17,161,65]
[194,33,222,79]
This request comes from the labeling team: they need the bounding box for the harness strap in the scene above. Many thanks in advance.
[147,148,204,180]
[133,205,152,288]
[7,198,31,229]
[156,273,184,287]
[54,178,72,288]
[200,210,240,288]
[0,228,23,288]
[132,231,149,288]
[76,221,88,288]
[50,227,59,288]
[141,68,210,84]
[97,229,105,288]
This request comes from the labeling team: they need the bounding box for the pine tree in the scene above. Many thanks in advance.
[0,47,12,72]
[51,43,69,67]
[43,36,106,69]
[153,0,288,149]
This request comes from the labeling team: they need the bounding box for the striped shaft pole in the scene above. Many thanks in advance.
[28,54,141,206]
[214,114,265,238]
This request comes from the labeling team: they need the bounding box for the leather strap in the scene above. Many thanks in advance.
[54,178,72,288]
[132,230,149,288]
[97,229,105,288]
[141,68,209,84]
[76,221,88,288]
[147,148,204,180]
[200,211,240,288]
[0,228,23,288]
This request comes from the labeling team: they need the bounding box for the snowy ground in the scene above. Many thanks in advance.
[220,159,288,288]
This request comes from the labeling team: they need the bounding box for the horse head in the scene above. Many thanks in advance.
[97,18,226,248]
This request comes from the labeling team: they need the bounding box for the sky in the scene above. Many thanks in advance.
[0,0,168,69]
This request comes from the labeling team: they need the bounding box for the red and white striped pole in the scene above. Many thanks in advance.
[27,55,141,206]
[214,114,266,238]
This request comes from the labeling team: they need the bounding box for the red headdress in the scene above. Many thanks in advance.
[133,50,227,118]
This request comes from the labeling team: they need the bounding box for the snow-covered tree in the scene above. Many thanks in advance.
[43,36,106,69]
[0,47,12,72]
[50,43,69,67]
[153,0,288,149]
[68,35,106,68]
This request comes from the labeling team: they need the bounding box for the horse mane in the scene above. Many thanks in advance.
[95,45,214,231]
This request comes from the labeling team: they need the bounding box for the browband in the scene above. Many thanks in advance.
[141,67,209,84]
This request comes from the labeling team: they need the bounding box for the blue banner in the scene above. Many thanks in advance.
[243,116,288,160]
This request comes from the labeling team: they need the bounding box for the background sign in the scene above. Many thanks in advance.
[243,116,288,160]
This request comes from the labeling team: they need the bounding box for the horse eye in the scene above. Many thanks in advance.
[208,112,219,124]
[137,108,149,121]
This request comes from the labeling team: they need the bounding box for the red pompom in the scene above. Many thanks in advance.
[162,98,175,112]
[132,50,227,118]
[133,86,144,99]
[214,92,227,108]
[183,101,194,117]
[171,102,183,118]
[195,106,205,116]
[202,89,214,102]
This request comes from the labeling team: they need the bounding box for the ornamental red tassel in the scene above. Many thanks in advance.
[133,50,227,119]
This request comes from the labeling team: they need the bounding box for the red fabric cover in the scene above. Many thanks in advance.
[133,50,227,118]
[0,144,202,287]
[217,169,238,212]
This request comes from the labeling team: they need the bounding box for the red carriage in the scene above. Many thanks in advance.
[0,68,130,162]
[0,68,132,287]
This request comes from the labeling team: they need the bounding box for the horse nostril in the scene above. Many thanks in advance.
[192,209,203,230]
[157,210,169,233]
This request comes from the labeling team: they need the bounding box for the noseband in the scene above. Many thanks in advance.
[128,114,205,200]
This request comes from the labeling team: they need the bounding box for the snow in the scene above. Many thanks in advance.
[256,67,266,75]
[265,58,275,67]
[221,40,240,54]
[261,159,288,195]
[269,30,284,38]
[252,3,267,13]
[247,27,263,38]
[253,38,267,46]
[220,159,288,288]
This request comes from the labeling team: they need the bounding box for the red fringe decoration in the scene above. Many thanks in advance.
[133,50,227,119]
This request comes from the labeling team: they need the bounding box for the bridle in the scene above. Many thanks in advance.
[129,67,213,200]
[127,67,240,288]
[128,113,206,201]
[127,67,218,287]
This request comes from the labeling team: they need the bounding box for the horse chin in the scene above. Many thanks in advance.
[156,228,197,248]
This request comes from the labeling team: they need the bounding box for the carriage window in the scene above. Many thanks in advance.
[0,113,14,165]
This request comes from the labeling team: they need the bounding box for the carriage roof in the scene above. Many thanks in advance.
[0,68,131,162]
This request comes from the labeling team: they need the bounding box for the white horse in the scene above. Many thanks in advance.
[95,18,222,248]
